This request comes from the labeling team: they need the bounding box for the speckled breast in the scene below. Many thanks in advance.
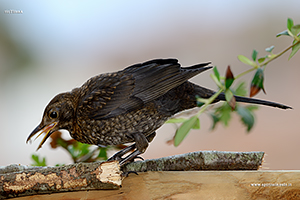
[72,105,169,146]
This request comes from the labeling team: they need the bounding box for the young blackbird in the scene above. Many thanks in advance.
[27,58,291,165]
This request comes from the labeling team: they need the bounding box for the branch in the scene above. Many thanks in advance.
[260,39,300,67]
[122,150,264,172]
[0,161,121,199]
[0,151,264,199]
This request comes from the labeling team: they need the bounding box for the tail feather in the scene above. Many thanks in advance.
[217,93,292,109]
[183,62,212,70]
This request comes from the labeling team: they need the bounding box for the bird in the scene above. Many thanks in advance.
[27,58,291,165]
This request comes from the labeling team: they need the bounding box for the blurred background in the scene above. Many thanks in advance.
[0,0,299,170]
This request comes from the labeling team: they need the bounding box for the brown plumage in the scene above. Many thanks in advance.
[27,58,291,165]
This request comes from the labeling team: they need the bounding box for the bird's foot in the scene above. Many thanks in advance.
[119,149,142,166]
[107,143,136,162]
[134,156,144,161]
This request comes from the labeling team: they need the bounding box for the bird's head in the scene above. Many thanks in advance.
[27,92,76,150]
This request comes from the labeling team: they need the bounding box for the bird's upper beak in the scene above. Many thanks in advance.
[26,122,57,150]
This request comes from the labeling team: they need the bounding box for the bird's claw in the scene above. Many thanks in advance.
[119,150,142,166]
[134,156,144,161]
[107,143,144,165]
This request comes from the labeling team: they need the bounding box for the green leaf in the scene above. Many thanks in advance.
[250,68,265,97]
[166,118,188,124]
[257,57,266,63]
[225,66,234,89]
[71,143,91,158]
[246,105,259,111]
[98,148,108,160]
[289,40,300,60]
[78,144,90,157]
[276,30,290,37]
[210,114,220,130]
[32,154,38,162]
[31,154,47,166]
[225,77,234,89]
[237,106,255,132]
[213,66,220,81]
[291,24,300,37]
[267,54,277,59]
[192,118,200,129]
[234,82,247,97]
[195,95,208,106]
[68,146,75,158]
[174,116,199,146]
[225,89,235,109]
[210,73,223,88]
[42,158,46,166]
[252,50,258,61]
[197,101,205,107]
[237,55,256,67]
[265,46,274,53]
[287,18,294,31]
[217,103,232,126]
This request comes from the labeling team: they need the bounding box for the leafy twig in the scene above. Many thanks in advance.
[169,18,299,147]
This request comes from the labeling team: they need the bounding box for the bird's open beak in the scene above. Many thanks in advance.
[26,122,57,150]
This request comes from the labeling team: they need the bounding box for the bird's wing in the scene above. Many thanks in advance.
[122,58,211,104]
[77,72,135,119]
[79,59,211,120]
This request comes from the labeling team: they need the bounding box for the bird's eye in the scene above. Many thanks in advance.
[49,111,58,119]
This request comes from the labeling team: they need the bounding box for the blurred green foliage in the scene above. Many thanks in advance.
[169,18,299,146]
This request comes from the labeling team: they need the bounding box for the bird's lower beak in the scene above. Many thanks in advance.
[26,122,57,150]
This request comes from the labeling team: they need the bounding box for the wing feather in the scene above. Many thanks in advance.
[78,59,212,120]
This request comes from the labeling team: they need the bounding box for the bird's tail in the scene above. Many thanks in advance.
[194,85,292,109]
[216,93,292,109]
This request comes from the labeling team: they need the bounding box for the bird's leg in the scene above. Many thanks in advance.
[132,132,156,161]
[132,132,149,153]
[107,143,136,162]
[107,132,157,165]
[116,132,148,166]
[118,132,156,165]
